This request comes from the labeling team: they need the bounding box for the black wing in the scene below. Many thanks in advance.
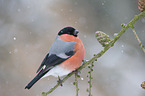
[36,49,76,73]
[36,53,67,73]
[25,52,75,89]
[36,53,49,73]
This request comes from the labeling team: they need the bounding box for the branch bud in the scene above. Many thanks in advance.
[138,0,145,12]
[141,81,145,89]
[96,31,111,47]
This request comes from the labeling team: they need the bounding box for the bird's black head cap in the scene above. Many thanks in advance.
[58,27,79,37]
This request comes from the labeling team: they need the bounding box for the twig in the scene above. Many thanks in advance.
[75,72,79,96]
[131,26,145,53]
[87,62,94,96]
[42,11,145,96]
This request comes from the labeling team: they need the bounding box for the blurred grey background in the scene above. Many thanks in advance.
[0,0,145,96]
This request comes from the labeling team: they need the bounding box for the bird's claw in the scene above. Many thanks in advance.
[57,76,63,86]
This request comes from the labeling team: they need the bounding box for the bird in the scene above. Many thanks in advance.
[25,26,85,89]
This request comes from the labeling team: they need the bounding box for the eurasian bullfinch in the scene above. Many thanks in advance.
[25,27,85,89]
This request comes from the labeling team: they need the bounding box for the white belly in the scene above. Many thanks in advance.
[42,65,71,78]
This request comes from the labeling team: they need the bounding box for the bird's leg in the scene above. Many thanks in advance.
[75,68,81,74]
[57,76,63,86]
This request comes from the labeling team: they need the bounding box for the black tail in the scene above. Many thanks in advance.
[25,69,48,89]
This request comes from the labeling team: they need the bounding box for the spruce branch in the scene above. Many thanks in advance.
[42,11,145,96]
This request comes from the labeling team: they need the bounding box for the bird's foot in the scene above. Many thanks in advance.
[57,76,63,86]
[75,69,81,74]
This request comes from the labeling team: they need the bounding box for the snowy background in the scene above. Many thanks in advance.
[0,0,145,96]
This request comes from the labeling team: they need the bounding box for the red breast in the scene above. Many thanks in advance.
[59,34,85,71]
